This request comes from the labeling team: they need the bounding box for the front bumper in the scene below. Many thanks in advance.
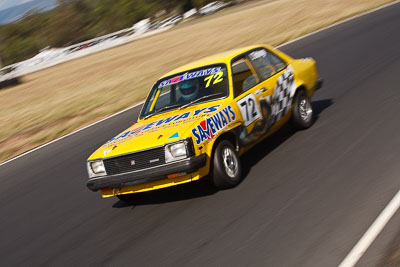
[86,154,207,191]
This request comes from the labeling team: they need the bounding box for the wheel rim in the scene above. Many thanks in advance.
[222,147,238,178]
[299,96,312,121]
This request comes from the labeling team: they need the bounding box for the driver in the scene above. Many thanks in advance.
[178,79,200,103]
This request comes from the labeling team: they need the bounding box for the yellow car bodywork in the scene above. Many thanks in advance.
[86,44,321,198]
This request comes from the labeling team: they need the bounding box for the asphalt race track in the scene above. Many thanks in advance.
[1,3,400,266]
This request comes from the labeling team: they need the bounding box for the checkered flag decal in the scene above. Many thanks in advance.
[271,68,295,124]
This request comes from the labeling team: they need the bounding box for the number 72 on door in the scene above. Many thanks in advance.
[236,94,262,126]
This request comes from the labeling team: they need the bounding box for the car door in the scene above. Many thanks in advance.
[231,48,292,147]
[247,47,294,127]
[231,54,272,147]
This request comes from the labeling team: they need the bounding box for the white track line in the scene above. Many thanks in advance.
[0,0,398,167]
[339,189,400,267]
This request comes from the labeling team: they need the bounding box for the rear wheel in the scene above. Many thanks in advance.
[291,90,314,129]
[212,140,242,189]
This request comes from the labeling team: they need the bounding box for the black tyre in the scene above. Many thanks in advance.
[212,140,242,189]
[117,193,139,202]
[291,90,314,129]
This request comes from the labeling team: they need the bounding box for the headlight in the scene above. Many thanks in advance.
[87,160,106,177]
[165,141,187,163]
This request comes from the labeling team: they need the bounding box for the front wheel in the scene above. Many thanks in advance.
[212,140,242,189]
[291,90,314,130]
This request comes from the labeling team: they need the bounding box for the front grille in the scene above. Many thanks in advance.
[104,147,165,175]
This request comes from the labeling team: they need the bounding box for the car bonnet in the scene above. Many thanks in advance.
[87,102,236,160]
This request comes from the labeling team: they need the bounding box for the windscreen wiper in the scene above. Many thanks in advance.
[143,104,181,120]
[179,93,225,110]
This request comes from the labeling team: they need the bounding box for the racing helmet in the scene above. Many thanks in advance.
[179,80,199,101]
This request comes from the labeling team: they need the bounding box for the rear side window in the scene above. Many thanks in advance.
[231,58,259,97]
[248,48,286,80]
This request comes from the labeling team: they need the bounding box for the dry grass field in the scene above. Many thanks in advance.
[0,0,394,162]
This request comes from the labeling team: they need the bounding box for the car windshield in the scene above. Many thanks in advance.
[140,64,229,119]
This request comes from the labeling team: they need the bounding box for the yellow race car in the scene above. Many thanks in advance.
[86,44,322,201]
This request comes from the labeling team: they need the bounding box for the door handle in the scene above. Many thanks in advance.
[261,87,268,92]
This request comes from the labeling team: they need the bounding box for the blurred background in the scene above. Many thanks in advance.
[0,0,236,67]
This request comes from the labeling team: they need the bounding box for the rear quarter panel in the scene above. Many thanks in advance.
[291,58,319,97]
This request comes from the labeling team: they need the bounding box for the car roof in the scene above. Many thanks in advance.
[160,44,265,78]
